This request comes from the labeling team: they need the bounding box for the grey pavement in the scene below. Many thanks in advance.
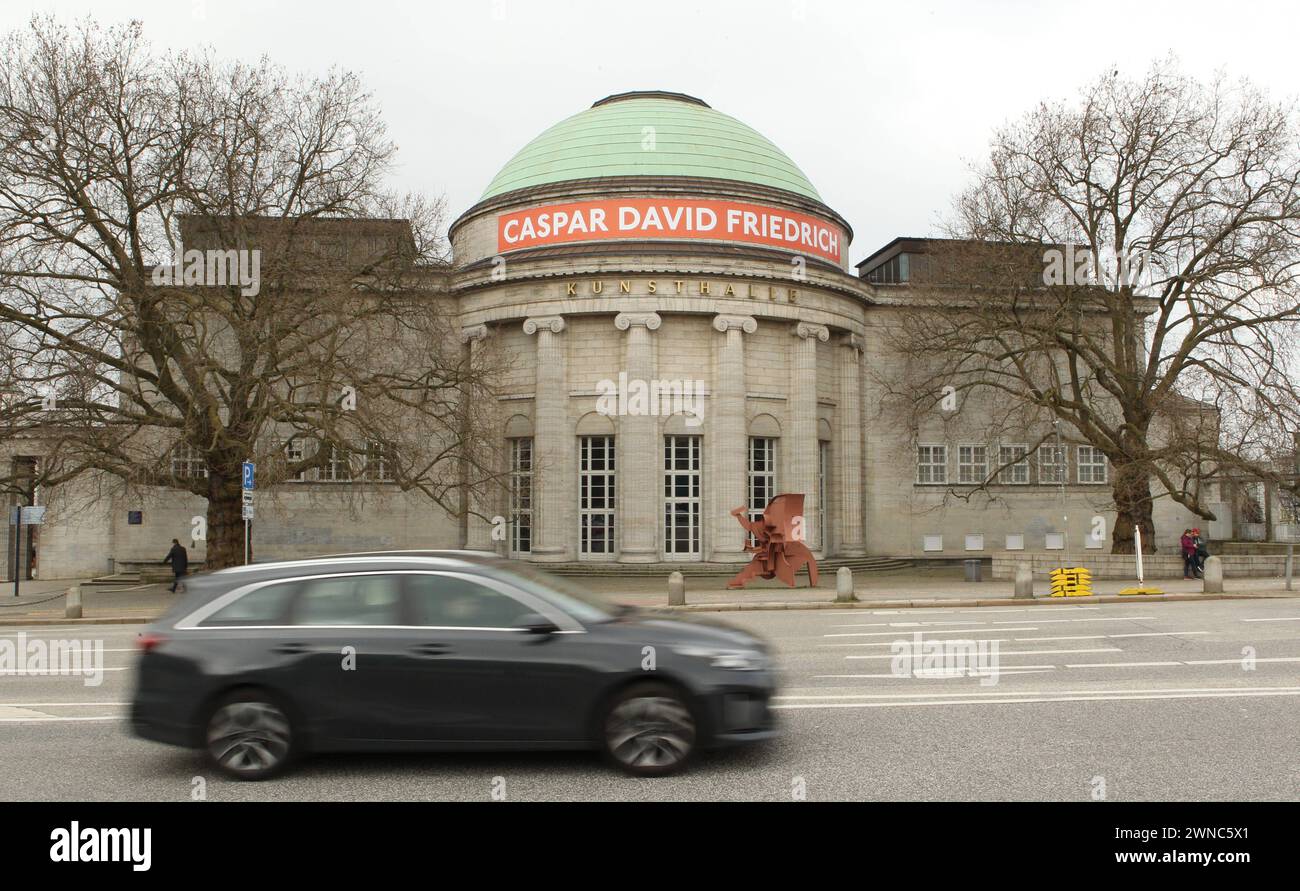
[0,596,1298,800]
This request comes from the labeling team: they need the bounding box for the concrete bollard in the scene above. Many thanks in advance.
[65,584,83,619]
[835,566,857,602]
[667,571,685,606]
[1202,555,1224,594]
[1014,563,1034,599]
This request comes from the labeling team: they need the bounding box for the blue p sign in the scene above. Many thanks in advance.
[242,461,255,490]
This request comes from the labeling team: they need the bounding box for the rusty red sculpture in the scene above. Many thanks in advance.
[726,494,820,589]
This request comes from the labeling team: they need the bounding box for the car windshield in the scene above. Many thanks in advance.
[485,559,626,624]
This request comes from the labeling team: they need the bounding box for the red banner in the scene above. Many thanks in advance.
[497,198,843,264]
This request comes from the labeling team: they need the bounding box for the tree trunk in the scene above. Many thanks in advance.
[1110,457,1156,554]
[206,471,245,570]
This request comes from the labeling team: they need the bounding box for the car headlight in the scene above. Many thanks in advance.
[674,645,766,671]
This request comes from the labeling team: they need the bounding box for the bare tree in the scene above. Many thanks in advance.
[886,60,1300,552]
[0,16,505,569]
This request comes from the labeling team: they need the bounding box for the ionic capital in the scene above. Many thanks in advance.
[614,311,662,332]
[523,316,566,336]
[792,322,830,342]
[460,323,489,344]
[712,314,758,334]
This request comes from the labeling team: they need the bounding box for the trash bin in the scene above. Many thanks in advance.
[963,558,982,582]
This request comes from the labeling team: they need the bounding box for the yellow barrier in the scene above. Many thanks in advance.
[1049,567,1093,597]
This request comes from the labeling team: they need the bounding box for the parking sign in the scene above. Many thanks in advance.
[242,461,255,490]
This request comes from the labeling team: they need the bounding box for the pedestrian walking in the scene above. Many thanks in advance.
[1180,528,1198,580]
[163,538,189,593]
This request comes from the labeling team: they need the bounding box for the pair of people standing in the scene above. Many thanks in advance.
[1180,528,1208,580]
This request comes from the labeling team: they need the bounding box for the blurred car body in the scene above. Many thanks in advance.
[130,551,777,778]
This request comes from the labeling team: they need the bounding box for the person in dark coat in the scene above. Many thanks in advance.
[163,538,189,592]
[1180,529,1197,580]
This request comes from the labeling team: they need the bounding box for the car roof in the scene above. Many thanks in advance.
[152,551,509,628]
[206,550,502,579]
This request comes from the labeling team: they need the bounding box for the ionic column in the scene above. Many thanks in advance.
[460,324,497,552]
[614,311,661,562]
[523,315,571,561]
[790,322,829,551]
[709,314,757,562]
[837,333,865,556]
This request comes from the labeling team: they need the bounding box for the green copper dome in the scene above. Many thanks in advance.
[480,91,822,202]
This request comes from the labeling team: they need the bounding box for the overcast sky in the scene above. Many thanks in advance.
[5,0,1299,264]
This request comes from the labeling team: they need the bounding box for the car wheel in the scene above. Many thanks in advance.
[204,690,296,781]
[601,683,697,777]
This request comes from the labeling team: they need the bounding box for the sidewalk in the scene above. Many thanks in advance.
[0,579,177,625]
[0,568,1295,625]
[578,570,1300,610]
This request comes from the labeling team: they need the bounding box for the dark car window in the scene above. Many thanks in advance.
[200,581,297,627]
[406,573,534,628]
[292,574,403,626]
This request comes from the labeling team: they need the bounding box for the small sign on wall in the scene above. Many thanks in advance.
[127,511,143,525]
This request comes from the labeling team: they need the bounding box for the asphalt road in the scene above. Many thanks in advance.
[1,597,1298,801]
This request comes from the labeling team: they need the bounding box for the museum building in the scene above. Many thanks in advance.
[5,90,1209,580]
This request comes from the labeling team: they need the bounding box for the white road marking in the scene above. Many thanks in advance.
[1241,617,1300,622]
[957,606,1101,613]
[777,685,1300,700]
[1064,661,1184,668]
[1013,634,1107,641]
[845,647,1121,660]
[822,627,1035,639]
[771,688,1300,710]
[0,667,130,674]
[0,715,120,723]
[830,621,985,629]
[1183,657,1300,665]
[810,668,1057,678]
[822,639,1011,649]
[0,701,129,707]
[990,616,1154,625]
[1014,631,1208,642]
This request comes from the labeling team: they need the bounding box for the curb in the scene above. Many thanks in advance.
[660,591,1299,612]
[0,616,154,627]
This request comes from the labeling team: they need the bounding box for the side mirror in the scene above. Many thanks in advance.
[518,613,560,635]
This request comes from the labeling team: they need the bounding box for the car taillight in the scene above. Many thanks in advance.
[137,632,167,653]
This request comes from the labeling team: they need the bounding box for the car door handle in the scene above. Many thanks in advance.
[409,643,452,657]
[272,642,312,655]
